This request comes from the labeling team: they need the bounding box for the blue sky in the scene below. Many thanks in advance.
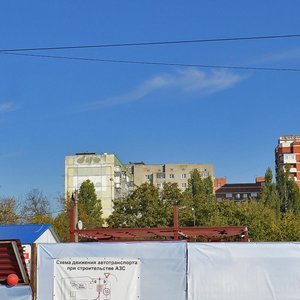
[0,1,300,210]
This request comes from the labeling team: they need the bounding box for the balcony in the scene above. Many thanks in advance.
[283,154,296,164]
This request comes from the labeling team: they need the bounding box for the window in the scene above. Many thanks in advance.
[181,174,187,179]
[236,193,241,199]
[201,171,209,178]
[251,192,258,197]
[145,175,152,180]
[182,183,187,188]
[169,174,175,179]
[243,193,248,199]
[156,173,165,179]
[225,193,232,198]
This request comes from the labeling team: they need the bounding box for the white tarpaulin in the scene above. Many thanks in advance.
[0,286,32,300]
[37,242,186,300]
[53,257,140,300]
[188,243,300,300]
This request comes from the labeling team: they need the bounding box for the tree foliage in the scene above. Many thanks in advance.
[2,166,300,243]
[52,194,71,242]
[107,183,169,228]
[259,168,280,212]
[276,165,300,213]
[78,179,104,228]
[186,169,214,200]
[20,189,51,223]
[0,197,19,224]
[107,167,300,242]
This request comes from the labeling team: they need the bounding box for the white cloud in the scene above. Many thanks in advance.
[80,68,243,110]
[251,48,300,65]
[0,102,17,113]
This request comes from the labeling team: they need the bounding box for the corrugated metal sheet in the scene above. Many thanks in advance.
[0,240,29,285]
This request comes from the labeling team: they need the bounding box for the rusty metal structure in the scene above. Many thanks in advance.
[70,205,249,242]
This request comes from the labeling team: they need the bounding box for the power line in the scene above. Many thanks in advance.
[1,33,300,52]
[45,209,65,216]
[2,51,300,72]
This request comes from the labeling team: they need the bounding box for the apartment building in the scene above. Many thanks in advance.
[127,162,214,191]
[215,177,265,202]
[275,135,300,189]
[65,152,132,219]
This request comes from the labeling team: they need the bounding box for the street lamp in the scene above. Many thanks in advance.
[191,207,195,226]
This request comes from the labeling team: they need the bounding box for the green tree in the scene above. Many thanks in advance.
[107,183,168,228]
[180,170,215,226]
[276,165,300,213]
[277,210,300,241]
[187,169,203,197]
[53,194,71,242]
[78,180,103,228]
[160,182,183,226]
[28,214,54,224]
[203,176,214,200]
[0,197,19,224]
[186,169,214,200]
[234,201,279,241]
[53,211,69,242]
[259,168,280,212]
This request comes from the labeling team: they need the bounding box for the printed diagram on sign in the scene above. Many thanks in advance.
[54,258,140,300]
[62,273,117,300]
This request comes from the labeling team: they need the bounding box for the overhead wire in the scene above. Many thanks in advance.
[2,51,300,72]
[44,209,65,216]
[0,33,300,52]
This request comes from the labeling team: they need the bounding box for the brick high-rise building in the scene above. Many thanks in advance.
[275,135,300,189]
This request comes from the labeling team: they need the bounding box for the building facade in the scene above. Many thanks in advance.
[215,177,264,202]
[127,162,214,191]
[214,177,227,192]
[275,135,300,189]
[65,153,132,219]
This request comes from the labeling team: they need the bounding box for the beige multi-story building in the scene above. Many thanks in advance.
[65,152,132,219]
[127,162,214,191]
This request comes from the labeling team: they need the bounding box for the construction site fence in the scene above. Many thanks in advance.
[36,241,300,300]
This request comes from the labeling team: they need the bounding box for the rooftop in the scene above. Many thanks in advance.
[279,135,300,141]
[0,224,58,244]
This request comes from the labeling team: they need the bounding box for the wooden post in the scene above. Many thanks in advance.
[30,243,37,300]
